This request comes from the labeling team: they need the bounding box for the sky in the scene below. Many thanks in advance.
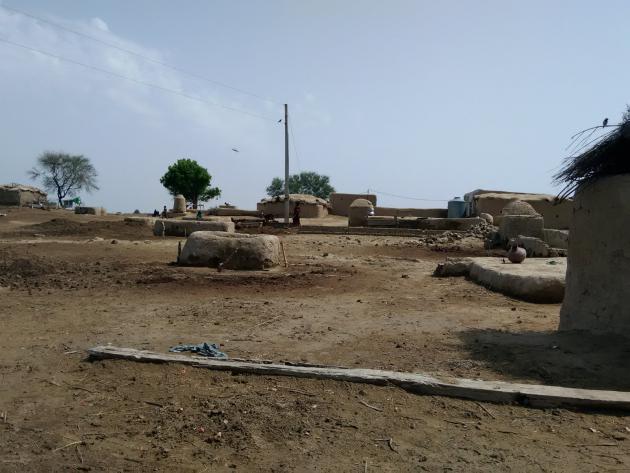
[1,1,630,212]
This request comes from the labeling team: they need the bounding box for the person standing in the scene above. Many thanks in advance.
[292,202,302,226]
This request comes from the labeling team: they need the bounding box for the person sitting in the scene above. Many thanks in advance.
[161,205,168,218]
[152,209,160,217]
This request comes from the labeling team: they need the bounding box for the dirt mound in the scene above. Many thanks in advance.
[0,255,57,280]
[15,218,153,239]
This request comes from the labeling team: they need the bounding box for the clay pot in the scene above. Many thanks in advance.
[507,241,527,264]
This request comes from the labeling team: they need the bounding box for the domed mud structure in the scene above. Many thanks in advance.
[348,199,374,227]
[498,200,544,243]
[501,200,540,216]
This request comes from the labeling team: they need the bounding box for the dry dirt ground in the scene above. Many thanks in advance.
[1,207,630,472]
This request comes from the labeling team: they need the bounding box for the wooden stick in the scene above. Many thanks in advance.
[66,385,96,394]
[53,440,84,452]
[280,241,288,267]
[359,400,383,412]
[75,444,84,464]
[144,400,163,408]
[374,438,398,453]
[388,438,398,453]
[444,419,476,426]
[475,401,497,419]
[245,315,283,335]
[277,386,316,397]
[87,346,630,411]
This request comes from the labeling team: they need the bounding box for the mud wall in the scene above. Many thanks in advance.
[473,194,573,230]
[374,207,447,218]
[256,201,327,218]
[329,193,377,216]
[559,175,630,334]
[0,189,46,206]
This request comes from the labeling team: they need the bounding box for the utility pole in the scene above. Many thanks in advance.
[284,103,290,225]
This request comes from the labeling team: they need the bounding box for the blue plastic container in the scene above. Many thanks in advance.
[447,197,469,218]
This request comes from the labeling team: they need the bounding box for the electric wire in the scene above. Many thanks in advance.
[369,189,449,202]
[0,4,280,104]
[288,121,302,173]
[0,37,277,121]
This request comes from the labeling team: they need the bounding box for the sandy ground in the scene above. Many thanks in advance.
[1,207,630,472]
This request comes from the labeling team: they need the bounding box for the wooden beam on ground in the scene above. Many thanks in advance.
[88,346,630,411]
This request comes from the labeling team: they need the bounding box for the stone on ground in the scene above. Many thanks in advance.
[434,257,473,277]
[178,231,281,269]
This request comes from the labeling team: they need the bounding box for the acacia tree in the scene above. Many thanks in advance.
[28,152,99,206]
[266,171,335,199]
[160,158,221,208]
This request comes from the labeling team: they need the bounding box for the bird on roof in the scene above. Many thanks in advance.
[231,148,239,152]
[603,118,609,127]
[278,119,282,123]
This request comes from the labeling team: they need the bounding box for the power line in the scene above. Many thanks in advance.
[0,37,277,121]
[369,189,449,202]
[288,121,302,173]
[0,4,280,105]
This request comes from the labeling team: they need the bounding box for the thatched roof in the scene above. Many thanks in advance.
[259,194,328,206]
[0,183,46,195]
[473,192,560,203]
[555,115,630,198]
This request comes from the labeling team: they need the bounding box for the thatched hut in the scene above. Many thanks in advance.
[0,184,47,206]
[557,115,630,335]
[257,194,329,218]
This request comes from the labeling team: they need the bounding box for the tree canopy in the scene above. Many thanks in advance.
[28,152,98,206]
[266,171,335,199]
[160,158,221,208]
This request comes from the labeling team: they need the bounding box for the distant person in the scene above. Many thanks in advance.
[161,205,167,218]
[152,209,160,217]
[263,213,275,224]
[196,210,203,220]
[292,202,301,226]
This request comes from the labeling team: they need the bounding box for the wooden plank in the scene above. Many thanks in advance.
[88,346,630,410]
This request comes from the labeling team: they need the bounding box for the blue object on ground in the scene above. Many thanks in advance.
[169,342,228,359]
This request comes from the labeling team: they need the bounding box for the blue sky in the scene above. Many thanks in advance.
[1,1,629,211]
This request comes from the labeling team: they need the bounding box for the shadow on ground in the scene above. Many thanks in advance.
[459,328,630,391]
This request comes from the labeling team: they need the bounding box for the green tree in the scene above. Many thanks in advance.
[28,152,98,206]
[160,158,221,208]
[266,171,335,199]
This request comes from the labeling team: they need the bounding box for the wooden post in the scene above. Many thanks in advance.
[88,346,630,411]
[284,104,290,225]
